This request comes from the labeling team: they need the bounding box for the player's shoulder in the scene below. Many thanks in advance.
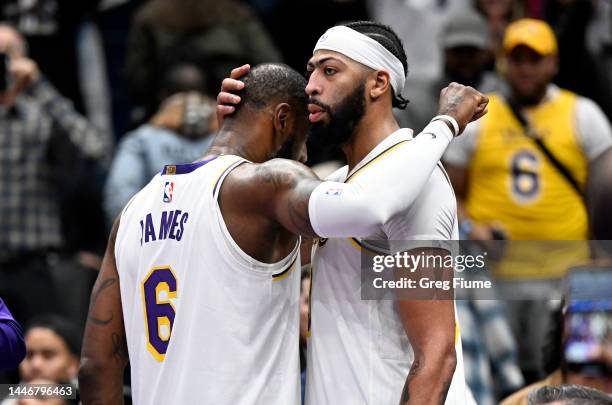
[325,165,349,182]
[119,172,163,218]
[122,177,153,212]
[384,163,457,239]
[405,162,456,210]
[258,158,316,175]
[139,172,164,198]
[231,158,317,185]
[222,159,317,204]
[434,162,454,189]
[430,163,457,200]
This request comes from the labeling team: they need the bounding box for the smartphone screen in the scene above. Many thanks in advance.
[564,267,612,375]
[565,310,612,363]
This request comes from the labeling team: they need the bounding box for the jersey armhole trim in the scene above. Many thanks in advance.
[212,157,247,197]
[344,139,411,183]
[212,158,301,273]
[271,255,298,280]
[120,191,140,219]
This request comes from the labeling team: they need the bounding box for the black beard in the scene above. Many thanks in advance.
[309,83,366,149]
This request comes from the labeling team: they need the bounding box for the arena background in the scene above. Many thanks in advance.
[0,0,611,404]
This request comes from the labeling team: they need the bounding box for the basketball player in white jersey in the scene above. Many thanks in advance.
[217,21,482,404]
[79,60,486,404]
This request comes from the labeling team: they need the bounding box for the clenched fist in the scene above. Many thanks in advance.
[437,82,488,135]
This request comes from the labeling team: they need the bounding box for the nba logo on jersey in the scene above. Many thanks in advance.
[325,188,343,196]
[163,182,174,203]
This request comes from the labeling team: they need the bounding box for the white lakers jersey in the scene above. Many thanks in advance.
[305,130,474,405]
[115,155,301,405]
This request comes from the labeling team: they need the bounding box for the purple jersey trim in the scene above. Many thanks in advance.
[161,155,219,175]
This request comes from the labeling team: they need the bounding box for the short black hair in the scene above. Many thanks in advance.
[233,63,308,119]
[26,314,82,357]
[527,385,612,405]
[343,21,409,109]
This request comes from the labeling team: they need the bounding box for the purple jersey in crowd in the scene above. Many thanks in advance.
[0,298,25,369]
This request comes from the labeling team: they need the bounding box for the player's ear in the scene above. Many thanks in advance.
[369,70,391,101]
[273,103,293,140]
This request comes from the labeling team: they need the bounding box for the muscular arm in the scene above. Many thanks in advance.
[228,159,320,238]
[79,218,128,405]
[396,248,457,405]
[307,121,454,238]
[233,119,457,239]
[220,76,486,238]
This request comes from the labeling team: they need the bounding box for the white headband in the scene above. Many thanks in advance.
[313,25,406,95]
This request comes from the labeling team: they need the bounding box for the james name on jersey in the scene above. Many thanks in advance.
[139,210,189,245]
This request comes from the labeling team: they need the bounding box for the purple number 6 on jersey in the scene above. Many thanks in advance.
[141,266,178,362]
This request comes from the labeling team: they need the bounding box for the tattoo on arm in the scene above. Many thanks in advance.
[87,218,120,326]
[112,332,129,363]
[438,379,452,405]
[256,164,297,189]
[87,277,117,325]
[440,94,461,115]
[287,183,318,238]
[400,349,425,404]
[408,348,424,379]
[256,162,319,238]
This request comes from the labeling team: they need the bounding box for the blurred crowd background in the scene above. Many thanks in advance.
[0,0,611,404]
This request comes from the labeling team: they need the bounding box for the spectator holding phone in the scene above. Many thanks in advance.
[500,268,612,404]
[0,298,25,370]
[501,147,612,404]
[444,18,612,382]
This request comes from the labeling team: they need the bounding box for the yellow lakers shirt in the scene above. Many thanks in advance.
[468,89,587,240]
[444,86,612,278]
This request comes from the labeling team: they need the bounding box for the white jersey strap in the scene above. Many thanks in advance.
[211,155,301,275]
[212,155,249,199]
